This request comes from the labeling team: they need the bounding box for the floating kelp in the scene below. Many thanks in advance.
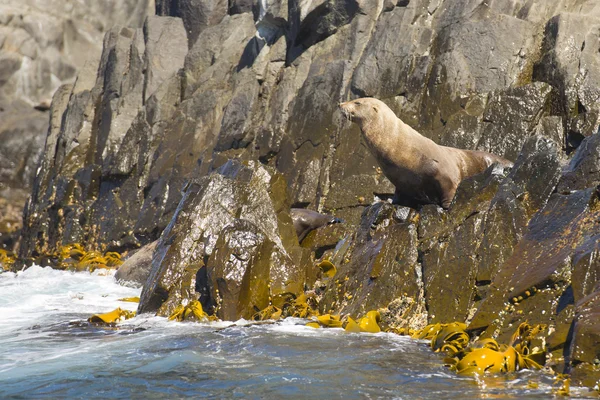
[168,300,214,322]
[430,322,469,354]
[0,249,16,270]
[317,260,337,278]
[88,308,135,325]
[412,321,547,377]
[305,310,383,333]
[316,314,343,328]
[344,317,361,332]
[56,244,124,271]
[358,311,381,333]
[553,374,571,396]
[118,297,140,303]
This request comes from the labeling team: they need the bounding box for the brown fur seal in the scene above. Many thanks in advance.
[291,209,343,242]
[339,97,513,209]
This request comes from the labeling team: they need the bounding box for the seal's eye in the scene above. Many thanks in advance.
[355,101,361,106]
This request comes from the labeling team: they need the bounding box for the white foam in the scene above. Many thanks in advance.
[0,265,141,336]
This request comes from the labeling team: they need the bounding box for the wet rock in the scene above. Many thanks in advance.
[569,288,600,388]
[533,12,600,146]
[477,135,563,282]
[115,241,158,287]
[138,160,308,319]
[207,218,304,320]
[477,83,555,160]
[419,165,507,324]
[320,203,424,324]
[469,188,600,345]
[557,132,600,193]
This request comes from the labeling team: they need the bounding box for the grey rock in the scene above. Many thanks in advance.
[143,16,188,101]
[533,13,600,147]
[115,241,158,287]
[229,0,254,15]
[477,83,554,160]
[557,132,600,193]
[155,0,228,47]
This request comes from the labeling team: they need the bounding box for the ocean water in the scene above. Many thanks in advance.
[0,266,586,399]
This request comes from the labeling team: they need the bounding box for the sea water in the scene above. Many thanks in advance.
[0,266,584,399]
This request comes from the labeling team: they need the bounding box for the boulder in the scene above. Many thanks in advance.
[138,160,309,319]
[115,241,158,286]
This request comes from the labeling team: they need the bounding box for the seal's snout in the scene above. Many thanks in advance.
[339,102,353,121]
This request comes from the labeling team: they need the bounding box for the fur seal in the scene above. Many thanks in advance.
[291,209,343,242]
[339,97,513,209]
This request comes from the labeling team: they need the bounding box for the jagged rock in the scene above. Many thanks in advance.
[320,203,424,323]
[138,160,308,319]
[115,241,158,286]
[143,16,188,101]
[0,102,46,192]
[477,83,555,160]
[0,0,152,250]
[477,135,563,282]
[155,0,228,47]
[557,132,600,192]
[419,165,507,324]
[0,0,151,107]
[291,0,360,51]
[18,15,190,259]
[533,12,600,147]
[229,0,254,15]
[469,188,600,342]
[351,5,433,101]
[569,287,600,387]
[207,218,304,320]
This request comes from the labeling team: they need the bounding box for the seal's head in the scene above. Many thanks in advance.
[339,97,387,130]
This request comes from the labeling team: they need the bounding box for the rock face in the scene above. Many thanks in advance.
[15,0,600,388]
[138,160,309,320]
[0,0,153,250]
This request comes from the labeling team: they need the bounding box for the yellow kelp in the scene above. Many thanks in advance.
[118,297,140,303]
[317,260,337,278]
[253,293,319,321]
[88,308,135,325]
[57,244,124,271]
[0,249,16,270]
[344,317,361,333]
[305,310,382,333]
[412,320,547,377]
[169,300,211,322]
[358,311,381,333]
[316,314,343,328]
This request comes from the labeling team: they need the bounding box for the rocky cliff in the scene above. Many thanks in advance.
[0,0,153,250]
[12,0,600,388]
